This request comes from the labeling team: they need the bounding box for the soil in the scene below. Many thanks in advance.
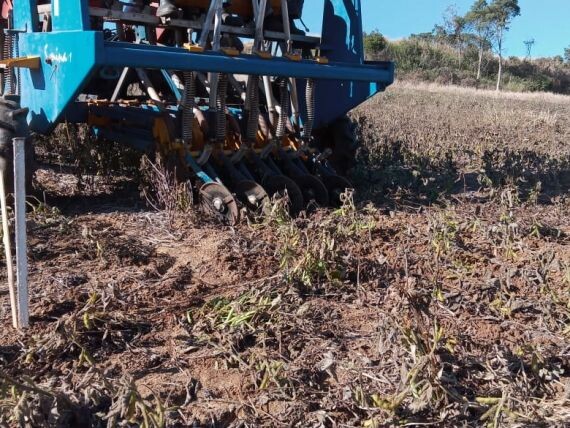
[1,82,569,427]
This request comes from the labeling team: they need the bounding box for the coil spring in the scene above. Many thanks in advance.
[182,71,196,144]
[276,78,289,139]
[304,78,315,141]
[3,32,13,95]
[245,75,259,143]
[215,73,229,142]
[15,33,20,95]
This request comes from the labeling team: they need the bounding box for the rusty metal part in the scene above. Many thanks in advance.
[199,181,239,225]
[233,179,269,212]
[262,174,303,215]
[290,173,329,208]
[321,174,353,207]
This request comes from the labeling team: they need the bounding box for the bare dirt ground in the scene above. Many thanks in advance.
[1,83,569,427]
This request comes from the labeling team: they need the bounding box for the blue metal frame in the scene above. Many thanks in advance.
[15,0,394,134]
[51,0,91,31]
[101,41,393,82]
[18,31,100,133]
[307,0,394,127]
[12,0,38,32]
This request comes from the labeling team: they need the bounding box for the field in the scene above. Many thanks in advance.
[1,82,569,427]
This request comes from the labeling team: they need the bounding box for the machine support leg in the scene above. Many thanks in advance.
[111,67,131,102]
[13,137,28,329]
[135,68,164,108]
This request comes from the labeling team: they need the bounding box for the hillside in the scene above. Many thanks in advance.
[366,35,570,95]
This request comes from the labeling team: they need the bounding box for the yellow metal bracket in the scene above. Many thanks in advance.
[87,113,110,128]
[153,117,172,148]
[220,47,240,57]
[0,56,41,70]
[284,53,302,62]
[253,50,273,60]
[183,43,205,53]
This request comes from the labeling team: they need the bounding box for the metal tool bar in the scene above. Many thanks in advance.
[102,41,395,82]
[253,0,268,52]
[198,0,223,48]
[35,5,321,46]
[111,67,130,102]
[280,0,292,53]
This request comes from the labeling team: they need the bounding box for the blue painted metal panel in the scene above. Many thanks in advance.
[185,154,214,183]
[89,105,160,127]
[13,0,38,32]
[161,70,182,102]
[312,73,393,129]
[18,31,101,133]
[101,42,394,83]
[320,0,364,63]
[92,127,154,152]
[51,0,91,31]
[66,102,89,123]
[306,0,394,128]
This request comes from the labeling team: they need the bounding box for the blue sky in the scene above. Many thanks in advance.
[302,1,570,58]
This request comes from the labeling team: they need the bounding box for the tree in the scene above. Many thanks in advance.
[523,38,535,59]
[564,46,570,64]
[410,32,437,43]
[442,5,468,66]
[486,0,521,90]
[363,30,388,57]
[465,0,494,81]
[432,24,449,45]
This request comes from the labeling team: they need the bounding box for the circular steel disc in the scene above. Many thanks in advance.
[199,182,240,225]
[321,175,354,207]
[263,174,304,216]
[233,180,270,212]
[292,174,330,208]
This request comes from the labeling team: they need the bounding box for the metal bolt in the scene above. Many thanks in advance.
[213,197,224,211]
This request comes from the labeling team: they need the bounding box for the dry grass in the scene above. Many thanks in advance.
[0,83,569,427]
[395,80,570,104]
[352,82,570,205]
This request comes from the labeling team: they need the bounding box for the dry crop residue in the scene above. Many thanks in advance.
[1,82,569,427]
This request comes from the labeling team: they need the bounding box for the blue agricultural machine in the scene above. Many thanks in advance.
[0,0,394,223]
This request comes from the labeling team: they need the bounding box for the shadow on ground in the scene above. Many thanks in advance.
[350,139,570,208]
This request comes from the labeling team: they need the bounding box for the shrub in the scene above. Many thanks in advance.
[363,34,570,94]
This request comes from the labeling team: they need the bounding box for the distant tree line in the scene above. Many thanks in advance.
[408,0,521,91]
[364,0,570,94]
